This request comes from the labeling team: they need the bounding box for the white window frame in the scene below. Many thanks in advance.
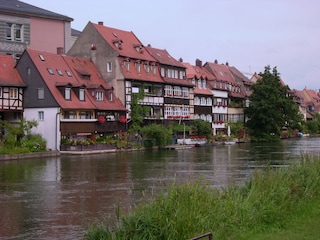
[79,88,85,101]
[107,62,112,72]
[96,91,104,101]
[65,87,71,100]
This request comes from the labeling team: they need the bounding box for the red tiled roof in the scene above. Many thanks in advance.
[145,46,185,68]
[204,62,237,85]
[182,62,216,80]
[26,49,126,111]
[0,55,26,87]
[194,87,213,96]
[92,22,156,62]
[118,57,164,84]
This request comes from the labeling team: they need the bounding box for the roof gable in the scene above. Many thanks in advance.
[91,22,156,62]
[0,0,73,21]
[145,46,185,68]
[0,55,25,87]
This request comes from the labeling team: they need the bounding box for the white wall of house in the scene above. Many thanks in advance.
[24,107,61,151]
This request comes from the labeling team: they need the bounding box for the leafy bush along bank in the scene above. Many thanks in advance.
[84,155,320,240]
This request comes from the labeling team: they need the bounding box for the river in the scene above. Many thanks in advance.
[0,137,319,239]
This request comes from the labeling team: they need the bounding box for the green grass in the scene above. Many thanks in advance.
[84,155,320,240]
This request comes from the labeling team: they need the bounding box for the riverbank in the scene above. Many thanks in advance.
[84,155,320,240]
[0,151,60,161]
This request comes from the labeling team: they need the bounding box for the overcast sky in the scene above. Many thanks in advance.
[23,0,320,90]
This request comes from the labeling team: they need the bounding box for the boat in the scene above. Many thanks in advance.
[223,140,237,145]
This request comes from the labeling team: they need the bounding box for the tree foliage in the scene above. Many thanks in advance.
[141,124,172,147]
[129,85,150,133]
[244,66,303,141]
[191,119,212,137]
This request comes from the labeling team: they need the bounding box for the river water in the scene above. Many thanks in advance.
[0,137,319,239]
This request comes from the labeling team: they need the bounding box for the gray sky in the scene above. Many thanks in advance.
[23,0,320,90]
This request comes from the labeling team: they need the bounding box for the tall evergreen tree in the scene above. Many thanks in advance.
[244,66,302,141]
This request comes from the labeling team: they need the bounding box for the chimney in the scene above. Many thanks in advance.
[91,44,96,64]
[195,58,202,67]
[214,59,218,64]
[179,57,183,62]
[98,21,104,25]
[57,47,64,55]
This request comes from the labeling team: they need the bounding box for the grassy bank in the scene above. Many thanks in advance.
[84,155,320,240]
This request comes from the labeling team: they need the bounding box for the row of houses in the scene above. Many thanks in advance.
[1,1,320,151]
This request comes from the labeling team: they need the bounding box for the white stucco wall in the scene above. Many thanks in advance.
[24,107,61,151]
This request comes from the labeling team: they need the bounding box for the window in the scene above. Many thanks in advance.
[39,54,45,61]
[124,61,130,71]
[173,86,181,96]
[207,98,212,106]
[64,111,76,119]
[165,85,173,96]
[0,87,2,98]
[182,87,189,98]
[151,64,157,75]
[202,80,206,89]
[109,92,113,101]
[96,91,104,101]
[14,24,22,41]
[174,70,178,79]
[179,71,185,80]
[165,107,173,117]
[79,88,85,101]
[107,62,112,72]
[65,87,71,100]
[47,68,54,75]
[6,23,12,40]
[38,111,44,121]
[57,69,63,76]
[135,62,141,73]
[10,88,18,99]
[144,63,150,73]
[161,67,165,77]
[6,23,23,41]
[27,67,31,75]
[66,70,72,77]
[79,111,91,119]
[38,88,44,99]
[194,96,200,105]
[198,79,202,89]
[201,97,206,105]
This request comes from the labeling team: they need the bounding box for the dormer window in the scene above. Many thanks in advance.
[66,70,72,77]
[39,54,45,61]
[133,44,143,53]
[47,68,54,75]
[65,87,71,100]
[203,80,206,89]
[79,88,85,101]
[96,91,104,101]
[198,79,202,89]
[57,69,63,76]
[124,60,130,71]
[151,63,157,75]
[113,40,123,49]
[144,63,150,73]
[135,62,141,73]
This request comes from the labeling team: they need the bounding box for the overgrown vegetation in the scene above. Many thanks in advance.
[84,155,320,240]
[140,123,172,148]
[244,66,303,141]
[0,118,46,154]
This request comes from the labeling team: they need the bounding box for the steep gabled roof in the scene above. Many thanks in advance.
[0,55,26,87]
[91,22,156,62]
[26,49,125,111]
[182,62,216,80]
[203,61,237,85]
[118,57,164,84]
[0,0,73,21]
[145,46,185,68]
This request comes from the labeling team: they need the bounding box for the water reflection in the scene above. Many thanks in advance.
[0,137,319,239]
